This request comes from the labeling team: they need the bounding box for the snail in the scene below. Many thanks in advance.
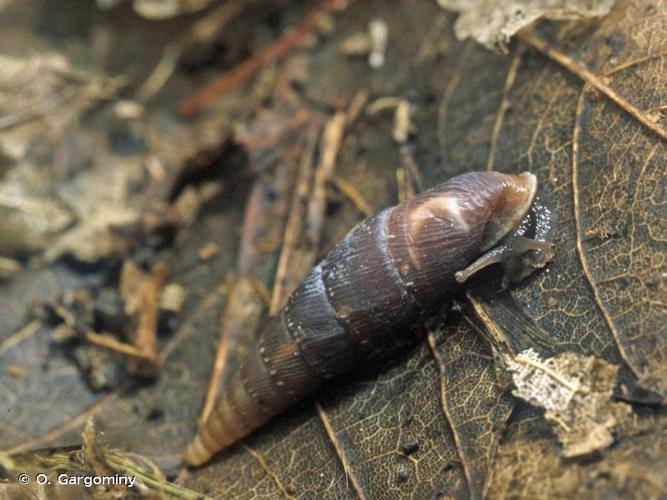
[184,170,556,466]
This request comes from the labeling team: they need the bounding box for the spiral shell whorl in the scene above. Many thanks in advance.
[184,171,539,466]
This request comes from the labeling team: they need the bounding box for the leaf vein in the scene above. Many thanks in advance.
[571,86,641,379]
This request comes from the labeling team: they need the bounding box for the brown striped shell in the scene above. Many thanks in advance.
[184,171,556,466]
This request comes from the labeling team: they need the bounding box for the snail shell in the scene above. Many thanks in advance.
[184,171,555,466]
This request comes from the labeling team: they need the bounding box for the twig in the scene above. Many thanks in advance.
[200,159,295,423]
[395,167,414,202]
[305,111,347,244]
[330,175,373,216]
[399,146,423,192]
[518,29,667,141]
[0,321,41,357]
[53,304,154,362]
[178,0,351,116]
[269,122,322,312]
[137,0,251,102]
[200,277,262,424]
[84,331,152,360]
[120,261,167,377]
[345,89,370,126]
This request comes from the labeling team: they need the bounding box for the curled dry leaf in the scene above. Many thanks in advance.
[507,349,632,458]
[437,0,616,50]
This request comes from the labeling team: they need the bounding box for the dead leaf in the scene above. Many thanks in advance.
[0,0,664,498]
[0,50,117,159]
[507,349,633,457]
[437,0,616,50]
[0,186,75,256]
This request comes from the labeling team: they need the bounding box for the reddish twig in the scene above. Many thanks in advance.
[178,0,350,117]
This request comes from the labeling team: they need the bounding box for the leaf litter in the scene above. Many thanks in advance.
[0,0,664,498]
[507,348,633,458]
[437,0,616,50]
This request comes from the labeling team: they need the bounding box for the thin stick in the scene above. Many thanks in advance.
[137,0,250,102]
[518,30,667,141]
[330,175,373,217]
[269,123,321,313]
[179,0,351,116]
[84,331,151,360]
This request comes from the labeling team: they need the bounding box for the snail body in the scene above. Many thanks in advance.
[184,171,556,466]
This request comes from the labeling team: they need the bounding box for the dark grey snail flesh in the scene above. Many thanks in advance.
[455,196,556,288]
[184,170,556,466]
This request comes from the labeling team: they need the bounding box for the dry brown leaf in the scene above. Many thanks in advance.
[0,0,665,498]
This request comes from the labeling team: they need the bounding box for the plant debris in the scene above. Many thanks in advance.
[0,51,118,158]
[507,349,633,458]
[437,0,616,50]
[1,0,664,497]
[340,18,389,69]
[120,261,166,378]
